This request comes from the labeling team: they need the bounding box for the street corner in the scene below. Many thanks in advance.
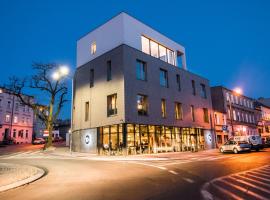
[0,163,45,192]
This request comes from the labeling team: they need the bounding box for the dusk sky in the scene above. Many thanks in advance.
[0,0,269,119]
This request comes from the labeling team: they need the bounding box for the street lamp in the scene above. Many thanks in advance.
[229,87,243,137]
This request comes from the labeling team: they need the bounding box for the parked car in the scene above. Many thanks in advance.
[262,137,270,147]
[52,136,64,142]
[33,138,46,145]
[230,135,263,151]
[220,141,251,154]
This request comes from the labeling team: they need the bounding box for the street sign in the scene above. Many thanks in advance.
[43,130,49,137]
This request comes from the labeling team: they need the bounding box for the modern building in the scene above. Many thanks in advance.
[0,88,34,144]
[254,101,270,140]
[72,12,215,155]
[211,86,258,146]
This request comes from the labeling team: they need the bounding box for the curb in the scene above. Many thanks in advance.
[0,164,45,192]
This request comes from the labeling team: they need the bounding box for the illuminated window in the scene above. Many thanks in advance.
[91,41,96,55]
[85,101,89,121]
[161,99,166,118]
[136,60,147,81]
[159,45,167,62]
[233,110,236,121]
[14,116,18,123]
[160,69,168,87]
[5,114,10,122]
[226,93,230,101]
[141,36,150,54]
[107,94,117,116]
[137,94,148,116]
[175,102,183,120]
[167,49,175,65]
[150,40,159,58]
[203,108,209,123]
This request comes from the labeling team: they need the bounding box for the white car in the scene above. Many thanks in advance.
[220,140,251,154]
[33,138,46,145]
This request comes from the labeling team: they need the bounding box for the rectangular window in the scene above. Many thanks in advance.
[176,74,181,91]
[141,36,150,54]
[5,114,10,122]
[85,101,89,121]
[150,40,159,58]
[159,45,167,62]
[26,130,28,138]
[13,129,16,138]
[137,94,148,116]
[161,99,166,118]
[107,94,117,116]
[191,105,195,122]
[175,102,183,120]
[200,84,207,99]
[233,110,236,121]
[90,69,94,87]
[7,101,11,109]
[136,60,146,81]
[203,108,209,123]
[160,69,168,87]
[167,49,175,65]
[14,116,18,123]
[15,103,19,111]
[107,61,112,81]
[192,80,196,95]
[91,41,96,55]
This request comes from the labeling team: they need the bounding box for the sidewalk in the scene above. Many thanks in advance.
[43,146,219,161]
[0,163,45,192]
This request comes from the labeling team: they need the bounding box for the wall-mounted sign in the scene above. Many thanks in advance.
[222,125,228,131]
[85,134,91,145]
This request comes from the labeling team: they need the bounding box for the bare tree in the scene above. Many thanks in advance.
[4,63,68,148]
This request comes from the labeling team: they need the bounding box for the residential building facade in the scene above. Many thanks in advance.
[211,86,258,146]
[72,12,215,155]
[255,101,270,140]
[0,88,34,144]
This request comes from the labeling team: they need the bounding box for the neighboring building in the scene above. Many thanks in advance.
[257,97,270,107]
[211,86,258,146]
[254,101,270,139]
[0,88,34,144]
[72,12,215,155]
[53,119,70,139]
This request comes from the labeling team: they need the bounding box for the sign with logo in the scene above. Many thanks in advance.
[85,134,91,145]
[222,125,228,131]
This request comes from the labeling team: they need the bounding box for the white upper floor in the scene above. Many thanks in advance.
[77,12,187,69]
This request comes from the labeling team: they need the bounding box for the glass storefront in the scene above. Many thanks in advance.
[99,123,206,155]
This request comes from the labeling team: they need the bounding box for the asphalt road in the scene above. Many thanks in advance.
[0,145,269,200]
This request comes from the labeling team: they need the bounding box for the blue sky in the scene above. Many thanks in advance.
[0,0,269,119]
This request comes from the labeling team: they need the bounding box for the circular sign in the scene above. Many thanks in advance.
[85,135,90,145]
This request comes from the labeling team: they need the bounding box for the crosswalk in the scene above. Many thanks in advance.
[201,165,270,200]
[127,154,237,168]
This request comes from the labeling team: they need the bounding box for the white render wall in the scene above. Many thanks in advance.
[77,12,186,69]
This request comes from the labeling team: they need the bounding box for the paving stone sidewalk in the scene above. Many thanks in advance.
[0,163,45,192]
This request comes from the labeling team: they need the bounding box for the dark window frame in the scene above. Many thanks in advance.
[137,94,148,116]
[136,60,147,81]
[107,61,112,81]
[107,94,117,117]
[90,69,94,88]
[160,68,169,88]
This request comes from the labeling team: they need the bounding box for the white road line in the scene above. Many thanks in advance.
[168,170,178,175]
[235,174,270,188]
[244,173,270,183]
[212,184,243,200]
[255,169,270,175]
[129,161,167,170]
[182,177,194,183]
[228,176,270,195]
[249,171,270,179]
[160,160,191,166]
[218,179,269,200]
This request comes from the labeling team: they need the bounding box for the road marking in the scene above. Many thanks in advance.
[168,170,178,175]
[182,177,194,183]
[129,161,167,170]
[201,165,270,200]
